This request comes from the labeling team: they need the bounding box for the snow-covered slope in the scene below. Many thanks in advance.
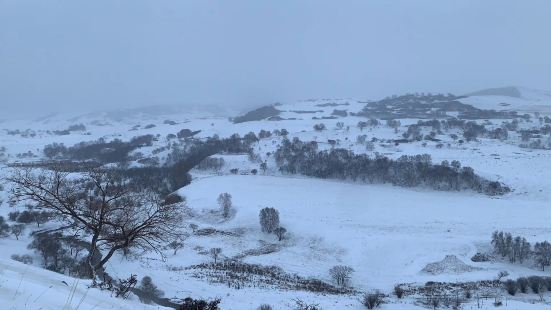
[462,86,551,113]
[0,258,167,310]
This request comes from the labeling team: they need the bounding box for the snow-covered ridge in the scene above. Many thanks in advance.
[462,86,551,113]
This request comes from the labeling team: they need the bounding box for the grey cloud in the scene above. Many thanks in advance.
[1,0,550,117]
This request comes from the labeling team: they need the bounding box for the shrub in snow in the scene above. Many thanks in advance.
[257,305,272,310]
[258,129,272,139]
[356,135,367,145]
[115,274,138,299]
[274,227,287,241]
[365,141,375,151]
[11,254,33,265]
[470,252,492,262]
[528,276,545,294]
[179,297,221,310]
[362,291,383,309]
[293,299,320,310]
[394,285,404,298]
[516,277,529,293]
[504,279,517,296]
[138,276,165,304]
[164,193,185,205]
[313,123,326,131]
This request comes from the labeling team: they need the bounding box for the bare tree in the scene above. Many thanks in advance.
[274,227,286,241]
[168,240,184,255]
[329,265,354,287]
[8,168,185,280]
[497,270,509,281]
[260,162,268,174]
[10,224,25,240]
[217,193,232,219]
[209,247,222,263]
[534,241,551,271]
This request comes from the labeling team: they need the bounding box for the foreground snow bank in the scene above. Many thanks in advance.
[0,258,167,310]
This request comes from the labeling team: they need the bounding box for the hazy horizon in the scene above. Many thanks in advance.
[1,0,551,117]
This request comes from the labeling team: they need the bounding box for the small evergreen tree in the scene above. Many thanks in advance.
[217,193,232,218]
[138,276,165,304]
[259,207,279,233]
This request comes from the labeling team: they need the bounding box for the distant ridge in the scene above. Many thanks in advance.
[466,86,522,98]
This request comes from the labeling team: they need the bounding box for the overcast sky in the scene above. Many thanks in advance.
[1,0,550,117]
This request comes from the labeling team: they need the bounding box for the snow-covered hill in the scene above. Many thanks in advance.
[462,86,551,113]
[2,93,551,309]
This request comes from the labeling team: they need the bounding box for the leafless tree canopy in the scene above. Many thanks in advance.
[209,247,222,263]
[329,265,354,287]
[8,167,185,279]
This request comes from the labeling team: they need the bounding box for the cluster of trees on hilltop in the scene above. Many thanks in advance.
[232,105,280,123]
[274,137,510,195]
[356,93,521,120]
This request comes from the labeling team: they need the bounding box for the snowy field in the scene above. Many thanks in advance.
[1,90,551,309]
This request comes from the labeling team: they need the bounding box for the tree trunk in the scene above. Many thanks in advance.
[87,230,101,280]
